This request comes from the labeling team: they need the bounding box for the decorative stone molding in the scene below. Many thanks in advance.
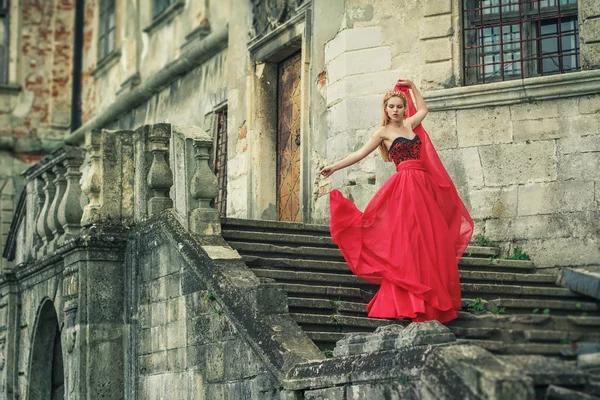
[250,0,306,39]
[425,70,600,111]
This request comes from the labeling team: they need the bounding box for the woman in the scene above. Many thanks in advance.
[320,79,474,323]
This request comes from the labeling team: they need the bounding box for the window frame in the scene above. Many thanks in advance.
[0,0,10,84]
[153,0,176,19]
[462,0,580,86]
[97,0,117,62]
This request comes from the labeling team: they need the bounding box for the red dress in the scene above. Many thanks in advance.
[329,87,474,323]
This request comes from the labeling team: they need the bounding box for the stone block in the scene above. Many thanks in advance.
[139,328,152,355]
[558,135,600,154]
[150,301,166,327]
[421,61,455,89]
[150,278,167,302]
[558,152,600,180]
[419,15,453,40]
[423,111,458,150]
[467,186,518,220]
[165,272,181,299]
[568,113,600,136]
[517,181,595,216]
[578,94,600,115]
[457,107,513,147]
[346,382,419,400]
[305,386,345,400]
[421,38,452,63]
[582,42,600,70]
[223,339,263,380]
[139,351,167,375]
[327,47,392,85]
[578,352,600,369]
[227,176,248,218]
[205,343,225,382]
[326,95,381,135]
[325,26,383,64]
[479,141,557,186]
[517,236,600,268]
[151,326,167,352]
[326,70,403,107]
[166,297,184,324]
[512,118,568,142]
[422,0,452,16]
[582,0,600,19]
[166,319,186,349]
[166,348,187,372]
[485,214,573,241]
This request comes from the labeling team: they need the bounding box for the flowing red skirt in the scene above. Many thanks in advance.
[330,160,464,323]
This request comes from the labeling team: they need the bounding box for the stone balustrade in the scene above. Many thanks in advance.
[9,123,219,265]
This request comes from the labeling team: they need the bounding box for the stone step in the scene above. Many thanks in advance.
[222,218,330,236]
[223,229,337,248]
[305,327,600,345]
[457,339,573,357]
[224,228,501,258]
[279,283,375,302]
[289,312,406,331]
[449,313,600,332]
[252,268,581,300]
[288,297,367,314]
[481,298,600,314]
[242,255,538,276]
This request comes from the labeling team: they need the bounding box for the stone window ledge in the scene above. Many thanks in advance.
[91,50,122,78]
[0,84,21,95]
[143,0,185,35]
[424,70,600,111]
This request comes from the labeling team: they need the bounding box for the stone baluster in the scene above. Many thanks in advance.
[80,130,102,227]
[189,137,220,236]
[146,127,173,217]
[58,149,84,242]
[33,177,47,257]
[47,164,66,252]
[39,170,56,255]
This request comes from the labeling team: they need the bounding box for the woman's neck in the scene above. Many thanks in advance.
[388,120,404,128]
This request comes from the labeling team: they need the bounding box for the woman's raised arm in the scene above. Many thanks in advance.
[397,80,429,129]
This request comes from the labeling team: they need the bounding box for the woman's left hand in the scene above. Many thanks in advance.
[396,79,414,88]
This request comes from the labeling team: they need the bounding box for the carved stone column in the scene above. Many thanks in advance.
[58,149,84,242]
[189,137,220,236]
[80,130,102,227]
[40,171,56,255]
[32,177,46,259]
[47,164,66,252]
[146,127,173,217]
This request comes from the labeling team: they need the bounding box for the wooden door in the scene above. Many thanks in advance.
[277,52,302,222]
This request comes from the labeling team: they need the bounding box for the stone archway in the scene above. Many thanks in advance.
[28,299,65,400]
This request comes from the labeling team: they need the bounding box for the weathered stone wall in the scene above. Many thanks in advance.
[314,0,600,268]
[130,227,280,399]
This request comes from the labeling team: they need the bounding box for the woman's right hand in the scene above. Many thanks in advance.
[319,164,336,177]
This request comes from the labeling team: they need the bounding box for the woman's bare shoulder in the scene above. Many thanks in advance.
[372,126,388,138]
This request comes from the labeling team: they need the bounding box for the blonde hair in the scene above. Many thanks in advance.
[378,91,408,162]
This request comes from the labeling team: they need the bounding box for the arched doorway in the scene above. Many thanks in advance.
[28,299,64,400]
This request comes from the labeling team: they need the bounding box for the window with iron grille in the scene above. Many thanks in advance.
[98,0,116,61]
[154,0,175,18]
[463,0,579,85]
[0,0,9,84]
[214,109,228,218]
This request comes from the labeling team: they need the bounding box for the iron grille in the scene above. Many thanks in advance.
[463,0,580,85]
[214,109,228,218]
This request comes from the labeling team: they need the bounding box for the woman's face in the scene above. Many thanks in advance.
[386,96,405,121]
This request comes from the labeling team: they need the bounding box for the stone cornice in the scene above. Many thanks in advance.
[424,70,600,111]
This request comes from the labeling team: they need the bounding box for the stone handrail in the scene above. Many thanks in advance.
[10,123,219,264]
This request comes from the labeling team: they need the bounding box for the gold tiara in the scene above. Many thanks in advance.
[384,90,407,102]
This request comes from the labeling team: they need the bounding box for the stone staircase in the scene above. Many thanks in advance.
[221,218,600,359]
